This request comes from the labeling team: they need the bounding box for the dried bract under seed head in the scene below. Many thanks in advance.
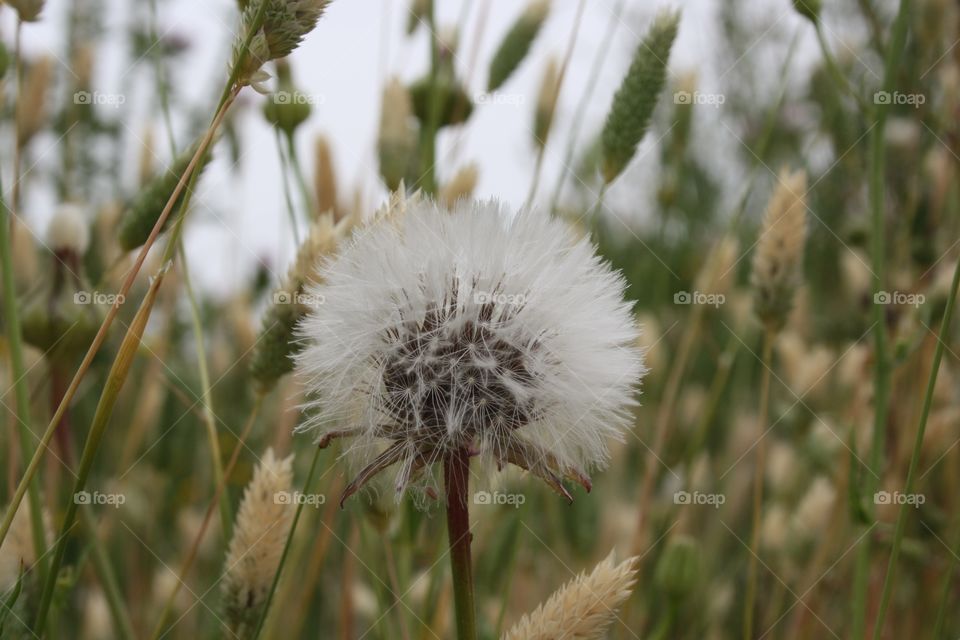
[295,199,645,504]
[751,168,808,331]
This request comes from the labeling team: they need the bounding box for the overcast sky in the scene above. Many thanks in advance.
[4,0,827,295]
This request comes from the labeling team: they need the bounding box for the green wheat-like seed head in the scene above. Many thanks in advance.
[233,0,331,86]
[793,0,820,23]
[600,9,680,185]
[117,141,211,252]
[487,0,550,92]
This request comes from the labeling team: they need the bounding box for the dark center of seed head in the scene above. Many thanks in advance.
[381,302,537,442]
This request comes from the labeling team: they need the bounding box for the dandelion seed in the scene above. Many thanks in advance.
[295,198,645,504]
[502,551,639,640]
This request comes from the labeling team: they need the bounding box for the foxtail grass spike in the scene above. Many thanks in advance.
[117,141,211,252]
[600,10,680,184]
[502,552,640,639]
[750,168,808,331]
[534,56,560,148]
[487,0,550,92]
[221,449,295,636]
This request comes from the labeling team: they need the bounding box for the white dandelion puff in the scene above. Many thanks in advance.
[294,199,645,504]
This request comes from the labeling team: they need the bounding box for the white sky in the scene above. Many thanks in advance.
[4,0,829,295]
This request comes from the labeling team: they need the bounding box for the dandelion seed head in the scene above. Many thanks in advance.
[295,199,645,501]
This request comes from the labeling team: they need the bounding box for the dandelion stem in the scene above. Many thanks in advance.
[445,446,476,640]
[873,255,960,637]
[251,444,324,640]
[744,326,775,640]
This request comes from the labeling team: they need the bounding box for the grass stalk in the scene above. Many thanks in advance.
[0,0,274,547]
[548,0,626,213]
[851,1,911,635]
[525,0,587,209]
[0,175,49,590]
[149,394,262,639]
[33,274,164,633]
[80,507,136,640]
[872,255,960,637]
[250,443,324,640]
[177,244,233,541]
[275,131,302,244]
[743,326,775,640]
